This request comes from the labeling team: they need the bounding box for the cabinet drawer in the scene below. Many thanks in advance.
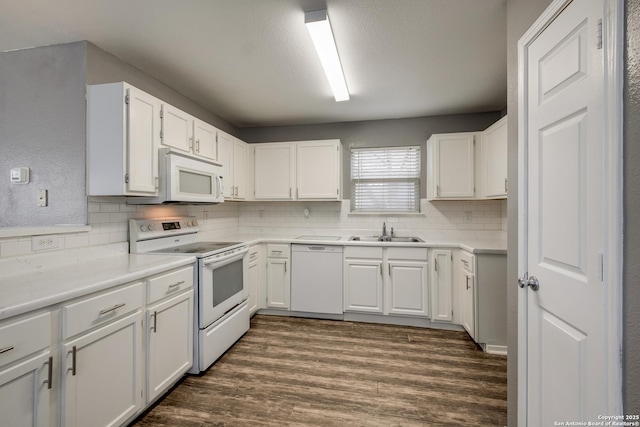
[267,244,290,258]
[344,246,383,259]
[63,282,143,339]
[0,312,50,367]
[460,251,475,273]
[148,266,194,304]
[387,247,428,261]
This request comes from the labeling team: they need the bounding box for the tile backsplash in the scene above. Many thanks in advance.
[0,198,506,258]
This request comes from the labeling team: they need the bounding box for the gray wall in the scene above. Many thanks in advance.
[0,42,88,227]
[507,0,640,422]
[85,42,238,136]
[240,112,502,199]
[624,0,640,414]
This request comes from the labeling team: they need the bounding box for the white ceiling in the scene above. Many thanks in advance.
[0,0,507,128]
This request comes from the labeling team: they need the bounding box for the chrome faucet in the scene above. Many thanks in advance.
[382,222,387,238]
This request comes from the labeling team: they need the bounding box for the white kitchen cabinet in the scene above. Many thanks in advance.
[254,140,342,200]
[254,143,296,200]
[344,246,427,317]
[0,311,52,427]
[87,82,160,196]
[160,103,193,154]
[481,115,508,198]
[61,281,144,427]
[344,258,384,313]
[429,249,453,322]
[218,132,248,200]
[146,289,193,403]
[62,310,143,427]
[247,245,261,315]
[266,244,290,309]
[193,118,218,162]
[426,132,477,200]
[459,251,476,339]
[296,140,342,199]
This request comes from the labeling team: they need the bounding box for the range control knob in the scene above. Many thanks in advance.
[139,225,146,232]
[147,224,154,231]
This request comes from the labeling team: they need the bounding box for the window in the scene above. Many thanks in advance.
[351,146,421,213]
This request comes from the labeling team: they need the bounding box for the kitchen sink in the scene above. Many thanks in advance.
[349,236,424,243]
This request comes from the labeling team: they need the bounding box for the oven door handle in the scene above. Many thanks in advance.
[202,248,248,268]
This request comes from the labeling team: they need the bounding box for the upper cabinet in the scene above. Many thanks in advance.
[218,132,249,200]
[481,116,508,198]
[426,116,508,201]
[87,82,160,196]
[426,132,477,200]
[160,105,218,162]
[254,140,342,200]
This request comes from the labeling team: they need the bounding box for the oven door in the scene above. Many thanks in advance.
[199,247,248,327]
[167,152,223,203]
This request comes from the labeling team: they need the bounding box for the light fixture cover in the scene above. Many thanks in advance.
[305,9,349,102]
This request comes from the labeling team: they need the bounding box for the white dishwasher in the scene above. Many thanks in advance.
[291,244,343,314]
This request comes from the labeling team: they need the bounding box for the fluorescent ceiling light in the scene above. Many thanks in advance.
[305,9,349,102]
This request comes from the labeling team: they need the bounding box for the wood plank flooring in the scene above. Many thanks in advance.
[132,315,507,426]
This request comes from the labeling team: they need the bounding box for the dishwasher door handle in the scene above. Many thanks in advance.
[308,246,327,251]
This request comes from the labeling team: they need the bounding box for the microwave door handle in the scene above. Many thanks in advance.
[216,174,222,198]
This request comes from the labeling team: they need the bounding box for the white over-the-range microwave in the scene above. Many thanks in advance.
[128,148,224,204]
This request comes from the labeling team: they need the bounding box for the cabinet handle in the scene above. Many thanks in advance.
[436,184,440,196]
[99,302,126,316]
[296,188,299,198]
[466,275,470,290]
[153,310,158,333]
[189,136,194,150]
[46,356,53,389]
[154,176,159,190]
[461,259,469,266]
[0,345,14,355]
[284,261,287,273]
[505,178,508,193]
[380,264,383,276]
[71,346,77,376]
[196,139,200,152]
[168,280,184,290]
[289,188,292,198]
[435,258,439,272]
[388,264,391,277]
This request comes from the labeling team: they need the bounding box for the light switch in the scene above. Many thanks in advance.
[10,167,29,184]
[37,189,48,207]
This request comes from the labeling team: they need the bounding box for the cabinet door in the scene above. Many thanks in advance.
[193,119,217,161]
[216,132,235,198]
[126,87,160,195]
[461,272,475,339]
[233,140,247,199]
[0,351,50,427]
[266,258,290,309]
[386,261,429,316]
[431,133,475,199]
[483,116,508,198]
[430,250,453,322]
[344,259,384,313]
[248,254,260,315]
[160,104,193,153]
[147,290,193,403]
[254,144,295,199]
[296,140,341,199]
[62,311,142,427]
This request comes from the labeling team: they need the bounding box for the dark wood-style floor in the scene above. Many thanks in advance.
[133,315,507,426]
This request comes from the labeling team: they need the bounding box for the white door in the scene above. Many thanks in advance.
[254,144,295,199]
[296,140,340,199]
[430,250,453,322]
[483,116,508,198]
[193,119,217,161]
[343,259,384,313]
[233,140,247,199]
[216,131,234,198]
[161,104,193,153]
[433,133,475,198]
[266,258,290,309]
[386,261,428,317]
[126,87,159,194]
[520,0,610,423]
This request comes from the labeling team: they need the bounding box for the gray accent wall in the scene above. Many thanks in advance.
[624,0,640,414]
[0,42,88,227]
[240,112,502,199]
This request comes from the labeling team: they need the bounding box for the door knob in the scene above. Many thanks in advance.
[518,275,540,291]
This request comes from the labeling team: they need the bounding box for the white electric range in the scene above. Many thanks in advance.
[130,216,250,373]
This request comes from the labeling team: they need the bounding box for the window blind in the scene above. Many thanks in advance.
[351,146,421,212]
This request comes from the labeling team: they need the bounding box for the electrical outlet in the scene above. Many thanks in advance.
[32,235,59,251]
[464,211,473,223]
[37,189,48,207]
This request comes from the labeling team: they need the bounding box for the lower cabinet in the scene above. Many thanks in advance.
[62,310,143,427]
[430,249,453,322]
[459,251,476,339]
[0,311,52,427]
[247,245,261,315]
[146,289,194,403]
[266,244,290,309]
[344,246,428,317]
